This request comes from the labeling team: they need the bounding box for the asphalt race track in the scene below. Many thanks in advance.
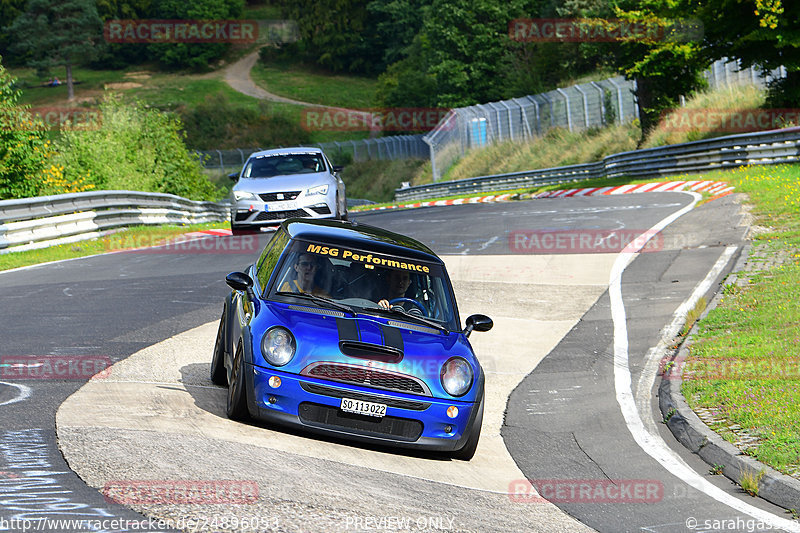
[1,192,793,533]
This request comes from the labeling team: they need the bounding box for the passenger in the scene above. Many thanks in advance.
[280,253,331,297]
[378,269,413,310]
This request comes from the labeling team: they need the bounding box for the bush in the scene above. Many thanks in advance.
[54,95,221,200]
[340,158,426,203]
[177,93,311,150]
[0,59,52,199]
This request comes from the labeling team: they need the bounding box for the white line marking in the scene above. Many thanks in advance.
[479,236,499,251]
[609,192,800,531]
[635,245,739,433]
[0,382,31,406]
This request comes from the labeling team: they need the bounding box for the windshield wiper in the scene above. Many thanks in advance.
[275,291,355,316]
[364,305,449,334]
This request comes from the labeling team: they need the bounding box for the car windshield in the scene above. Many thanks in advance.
[242,153,326,178]
[269,239,458,331]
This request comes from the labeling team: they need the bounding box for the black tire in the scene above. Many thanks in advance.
[231,225,251,236]
[452,396,483,461]
[210,312,227,386]
[226,342,249,421]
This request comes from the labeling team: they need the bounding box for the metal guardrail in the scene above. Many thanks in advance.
[0,191,228,253]
[396,127,800,202]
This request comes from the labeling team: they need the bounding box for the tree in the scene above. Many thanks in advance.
[697,0,800,106]
[146,0,244,71]
[366,0,432,69]
[7,0,103,100]
[607,1,710,137]
[0,0,27,61]
[276,0,382,74]
[377,0,535,108]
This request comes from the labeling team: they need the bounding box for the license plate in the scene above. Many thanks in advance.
[266,200,297,212]
[340,397,386,418]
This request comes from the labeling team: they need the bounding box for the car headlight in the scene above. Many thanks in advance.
[261,327,296,366]
[440,357,473,397]
[233,191,259,202]
[306,184,329,196]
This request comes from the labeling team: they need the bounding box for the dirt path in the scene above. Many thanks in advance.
[220,48,380,138]
[222,48,347,110]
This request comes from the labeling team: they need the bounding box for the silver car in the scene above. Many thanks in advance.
[230,147,347,234]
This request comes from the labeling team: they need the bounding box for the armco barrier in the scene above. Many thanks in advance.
[0,191,228,253]
[396,127,800,202]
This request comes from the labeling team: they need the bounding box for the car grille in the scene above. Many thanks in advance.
[310,205,332,215]
[302,363,429,396]
[298,402,423,441]
[254,209,309,221]
[300,382,431,410]
[259,191,300,202]
[234,212,251,222]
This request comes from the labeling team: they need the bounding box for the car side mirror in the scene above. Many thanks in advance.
[226,272,255,300]
[463,314,493,338]
[332,165,344,173]
[228,172,239,181]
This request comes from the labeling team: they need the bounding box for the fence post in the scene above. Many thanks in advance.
[607,78,625,124]
[590,82,605,126]
[555,88,572,131]
[425,136,439,182]
[526,96,541,134]
[513,98,533,139]
[500,101,515,141]
[574,85,590,128]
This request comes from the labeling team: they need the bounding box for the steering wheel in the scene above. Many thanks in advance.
[389,297,428,317]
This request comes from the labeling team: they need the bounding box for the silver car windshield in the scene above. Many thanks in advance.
[271,240,458,331]
[243,154,326,178]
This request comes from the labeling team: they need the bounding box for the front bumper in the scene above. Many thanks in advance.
[246,363,481,452]
[231,195,336,227]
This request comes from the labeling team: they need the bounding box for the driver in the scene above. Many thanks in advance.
[280,253,331,297]
[302,157,320,172]
[378,269,412,310]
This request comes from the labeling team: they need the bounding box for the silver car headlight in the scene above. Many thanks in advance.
[306,184,329,196]
[440,357,473,397]
[233,191,259,202]
[261,327,296,366]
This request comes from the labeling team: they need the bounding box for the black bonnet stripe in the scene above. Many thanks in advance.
[336,318,360,342]
[381,324,404,353]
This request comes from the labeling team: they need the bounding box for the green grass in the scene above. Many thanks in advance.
[680,164,800,475]
[0,223,228,272]
[642,84,767,148]
[250,60,377,109]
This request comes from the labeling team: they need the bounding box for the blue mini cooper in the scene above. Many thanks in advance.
[211,219,492,459]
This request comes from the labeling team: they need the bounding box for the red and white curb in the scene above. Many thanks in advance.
[181,228,233,238]
[534,180,735,199]
[355,180,735,213]
[358,194,516,212]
